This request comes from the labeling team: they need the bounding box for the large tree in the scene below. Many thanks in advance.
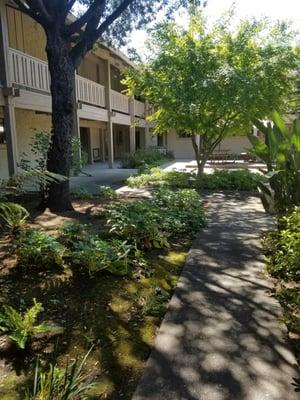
[13,0,200,211]
[125,11,298,174]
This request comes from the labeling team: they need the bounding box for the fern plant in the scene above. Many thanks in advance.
[26,348,94,400]
[0,299,61,349]
[0,202,29,234]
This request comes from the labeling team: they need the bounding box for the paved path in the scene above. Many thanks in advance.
[132,193,299,400]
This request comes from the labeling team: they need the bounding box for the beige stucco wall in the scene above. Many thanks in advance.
[15,108,51,167]
[166,130,251,159]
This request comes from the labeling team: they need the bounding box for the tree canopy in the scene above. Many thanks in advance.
[124,11,299,173]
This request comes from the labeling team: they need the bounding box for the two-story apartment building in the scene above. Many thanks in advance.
[0,0,160,179]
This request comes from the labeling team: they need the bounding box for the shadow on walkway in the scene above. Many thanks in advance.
[132,193,299,400]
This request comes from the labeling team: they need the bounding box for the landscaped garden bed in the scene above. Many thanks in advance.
[0,186,205,399]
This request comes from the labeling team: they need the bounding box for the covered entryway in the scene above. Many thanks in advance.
[113,124,130,158]
[135,128,146,150]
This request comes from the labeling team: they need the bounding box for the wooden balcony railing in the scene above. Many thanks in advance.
[134,99,145,117]
[75,75,106,108]
[8,48,138,116]
[8,48,50,93]
[110,90,129,114]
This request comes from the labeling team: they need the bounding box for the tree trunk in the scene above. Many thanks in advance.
[45,30,75,211]
[191,134,205,175]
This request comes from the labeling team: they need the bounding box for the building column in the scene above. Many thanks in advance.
[0,2,18,175]
[129,96,136,153]
[144,101,151,148]
[104,60,114,168]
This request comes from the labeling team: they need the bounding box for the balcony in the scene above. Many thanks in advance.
[134,99,145,118]
[7,48,140,116]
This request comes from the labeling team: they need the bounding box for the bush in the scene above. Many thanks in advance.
[263,207,300,281]
[71,236,134,276]
[15,229,65,268]
[153,188,205,234]
[97,185,117,199]
[107,201,169,249]
[128,168,262,191]
[127,167,193,188]
[107,189,205,248]
[120,149,173,169]
[0,202,29,234]
[196,169,262,191]
[0,299,61,349]
[276,288,300,335]
[59,222,89,249]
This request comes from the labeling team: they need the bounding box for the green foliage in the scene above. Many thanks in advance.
[71,236,134,276]
[263,207,300,281]
[71,188,94,200]
[276,288,300,335]
[125,11,298,174]
[59,222,89,248]
[0,299,60,349]
[196,170,263,191]
[249,113,300,214]
[26,348,93,400]
[107,188,205,249]
[128,167,262,191]
[127,167,192,188]
[71,137,88,176]
[142,290,170,317]
[153,188,205,234]
[120,148,173,169]
[19,130,50,173]
[97,185,117,200]
[0,202,29,233]
[107,200,170,249]
[15,229,65,269]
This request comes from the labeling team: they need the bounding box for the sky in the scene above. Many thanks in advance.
[126,0,300,57]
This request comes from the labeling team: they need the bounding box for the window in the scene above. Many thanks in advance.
[0,118,5,144]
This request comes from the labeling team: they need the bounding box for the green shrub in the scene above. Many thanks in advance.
[127,167,192,188]
[59,222,89,249]
[276,288,300,334]
[0,299,61,349]
[107,189,205,248]
[263,207,300,281]
[121,149,173,169]
[97,185,117,199]
[71,236,134,276]
[107,200,170,249]
[0,202,29,234]
[128,167,262,191]
[26,348,93,399]
[15,229,65,268]
[153,188,205,234]
[196,169,262,191]
[71,188,93,200]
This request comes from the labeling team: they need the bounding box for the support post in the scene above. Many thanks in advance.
[129,96,136,153]
[104,60,114,168]
[0,2,18,175]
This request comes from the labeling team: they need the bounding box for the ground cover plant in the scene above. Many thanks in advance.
[0,183,203,399]
[127,167,263,192]
[263,207,300,363]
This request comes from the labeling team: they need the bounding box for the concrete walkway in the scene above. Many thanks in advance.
[132,193,299,400]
